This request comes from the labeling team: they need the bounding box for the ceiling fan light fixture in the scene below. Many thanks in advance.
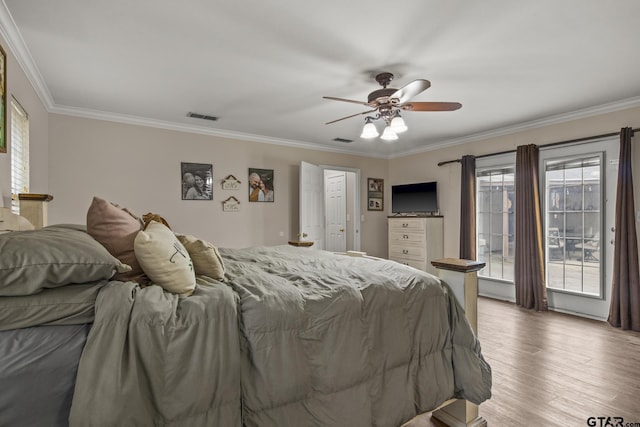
[380,126,398,141]
[390,112,407,133]
[324,72,459,142]
[360,118,379,139]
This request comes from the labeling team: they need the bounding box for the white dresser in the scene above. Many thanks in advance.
[388,216,444,276]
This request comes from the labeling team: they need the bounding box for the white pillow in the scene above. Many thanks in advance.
[134,221,196,296]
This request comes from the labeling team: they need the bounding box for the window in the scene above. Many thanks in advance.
[477,166,515,280]
[10,98,29,214]
[475,140,615,317]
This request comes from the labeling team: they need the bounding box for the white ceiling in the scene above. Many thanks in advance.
[2,0,640,158]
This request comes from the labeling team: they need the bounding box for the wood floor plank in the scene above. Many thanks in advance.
[409,296,640,426]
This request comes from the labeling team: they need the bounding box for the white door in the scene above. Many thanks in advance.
[299,161,324,249]
[325,171,347,252]
[540,138,618,320]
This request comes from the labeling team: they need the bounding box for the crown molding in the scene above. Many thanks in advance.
[50,95,640,161]
[388,96,640,159]
[0,2,385,159]
[0,1,54,109]
[3,1,638,161]
[49,104,389,159]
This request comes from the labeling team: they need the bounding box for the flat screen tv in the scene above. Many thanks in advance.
[391,181,438,214]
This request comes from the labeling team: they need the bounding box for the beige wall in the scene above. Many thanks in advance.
[0,33,49,206]
[389,106,640,258]
[48,114,391,256]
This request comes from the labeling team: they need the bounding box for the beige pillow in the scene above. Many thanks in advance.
[177,234,226,280]
[134,221,196,296]
[86,196,146,283]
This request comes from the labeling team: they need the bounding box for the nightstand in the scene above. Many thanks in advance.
[288,240,314,247]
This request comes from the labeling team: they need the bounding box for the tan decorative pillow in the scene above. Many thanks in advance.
[86,196,146,283]
[134,221,196,296]
[176,234,225,280]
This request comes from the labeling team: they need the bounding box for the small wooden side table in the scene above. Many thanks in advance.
[288,240,314,247]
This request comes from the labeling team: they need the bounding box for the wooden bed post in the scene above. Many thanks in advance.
[18,194,54,229]
[430,258,487,427]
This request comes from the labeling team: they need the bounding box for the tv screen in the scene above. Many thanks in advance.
[391,181,438,214]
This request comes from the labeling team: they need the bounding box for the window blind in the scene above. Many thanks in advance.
[10,98,29,214]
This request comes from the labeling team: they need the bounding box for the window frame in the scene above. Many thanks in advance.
[541,150,606,299]
[10,97,29,214]
[475,152,517,283]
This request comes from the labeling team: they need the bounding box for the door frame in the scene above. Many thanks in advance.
[539,137,618,320]
[320,165,361,252]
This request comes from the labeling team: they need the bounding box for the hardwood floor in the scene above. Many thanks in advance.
[409,296,640,426]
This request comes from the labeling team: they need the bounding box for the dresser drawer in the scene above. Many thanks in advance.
[387,216,443,275]
[389,231,425,245]
[389,244,426,261]
[389,257,427,271]
[389,218,425,232]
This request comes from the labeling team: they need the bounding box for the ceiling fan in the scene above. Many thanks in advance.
[323,72,461,141]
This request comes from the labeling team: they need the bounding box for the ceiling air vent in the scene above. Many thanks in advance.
[187,112,218,121]
[333,137,353,143]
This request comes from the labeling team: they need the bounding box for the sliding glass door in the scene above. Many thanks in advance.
[545,155,602,296]
[540,138,618,319]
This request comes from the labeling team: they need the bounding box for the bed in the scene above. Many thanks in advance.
[0,201,491,427]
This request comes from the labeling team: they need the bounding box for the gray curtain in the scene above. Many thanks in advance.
[514,144,548,311]
[608,128,640,331]
[460,155,476,260]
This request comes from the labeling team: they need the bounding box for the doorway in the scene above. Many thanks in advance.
[299,161,360,251]
[540,137,618,320]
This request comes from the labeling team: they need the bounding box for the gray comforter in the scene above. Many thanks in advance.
[70,246,491,427]
[69,276,242,427]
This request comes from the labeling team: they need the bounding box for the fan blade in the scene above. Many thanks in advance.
[325,109,378,125]
[323,96,371,106]
[390,79,431,104]
[400,102,462,111]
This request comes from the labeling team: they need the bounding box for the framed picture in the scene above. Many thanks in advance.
[181,162,213,200]
[248,168,274,202]
[367,178,384,211]
[0,43,6,154]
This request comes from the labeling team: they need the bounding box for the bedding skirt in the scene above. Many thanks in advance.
[0,324,90,427]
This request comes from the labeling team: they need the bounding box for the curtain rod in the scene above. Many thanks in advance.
[437,127,639,166]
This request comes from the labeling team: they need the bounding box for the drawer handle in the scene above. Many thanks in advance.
[402,223,409,228]
[402,249,409,254]
[403,234,409,239]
